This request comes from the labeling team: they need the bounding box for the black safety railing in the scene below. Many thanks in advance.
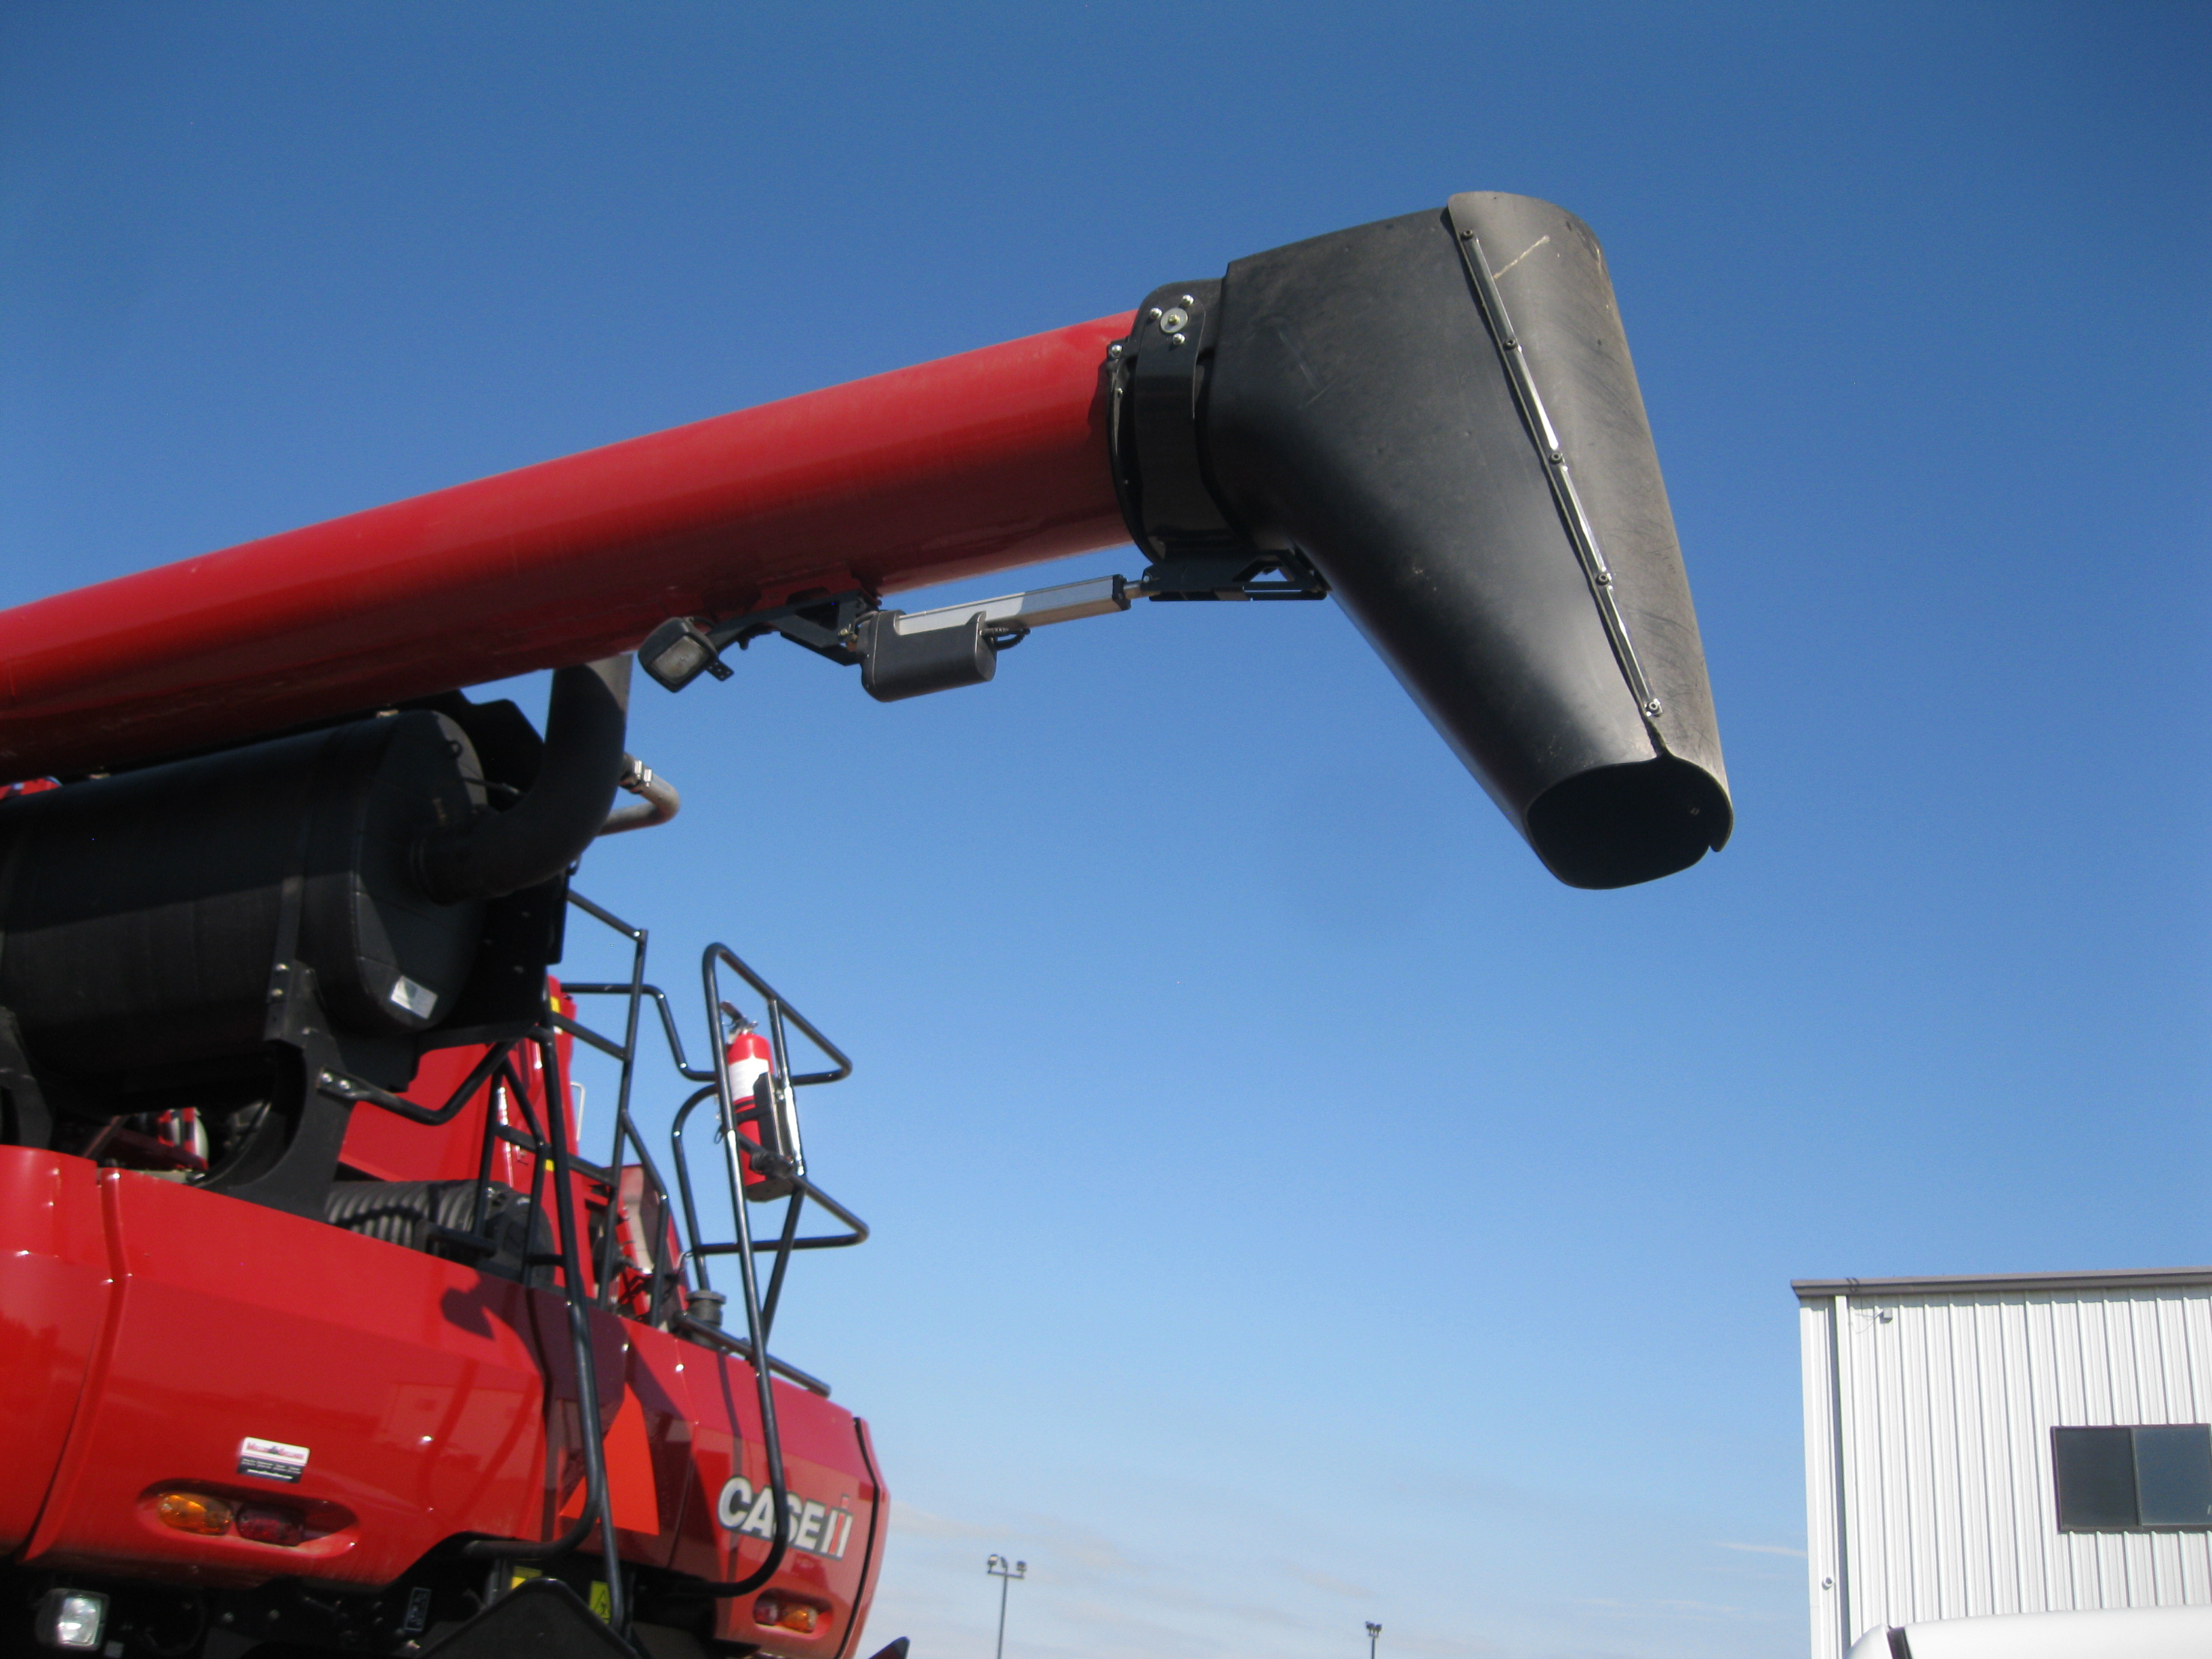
[657,941,869,1597]
[552,901,874,1600]
[330,893,872,1616]
[323,1012,628,1633]
[551,889,695,1332]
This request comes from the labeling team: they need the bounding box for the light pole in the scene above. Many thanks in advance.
[1366,1620,1382,1659]
[986,1555,1027,1659]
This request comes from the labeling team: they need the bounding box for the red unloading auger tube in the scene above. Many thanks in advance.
[0,192,1731,888]
[0,314,1127,775]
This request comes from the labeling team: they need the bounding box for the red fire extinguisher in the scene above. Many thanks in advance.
[724,1017,795,1200]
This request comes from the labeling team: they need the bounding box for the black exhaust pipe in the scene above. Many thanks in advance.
[414,656,632,903]
[1113,192,1729,888]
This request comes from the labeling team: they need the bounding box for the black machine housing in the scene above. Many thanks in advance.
[0,671,621,1217]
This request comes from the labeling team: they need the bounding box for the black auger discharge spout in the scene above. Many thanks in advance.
[1111,191,1732,888]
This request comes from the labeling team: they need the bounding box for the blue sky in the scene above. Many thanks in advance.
[3,5,2207,1658]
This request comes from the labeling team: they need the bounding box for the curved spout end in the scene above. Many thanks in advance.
[1524,754,1732,890]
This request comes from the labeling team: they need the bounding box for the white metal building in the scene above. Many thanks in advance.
[1796,1267,2212,1659]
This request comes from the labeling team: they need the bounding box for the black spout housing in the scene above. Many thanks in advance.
[1111,192,1730,888]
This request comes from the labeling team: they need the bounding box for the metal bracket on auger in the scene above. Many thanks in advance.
[640,573,1145,704]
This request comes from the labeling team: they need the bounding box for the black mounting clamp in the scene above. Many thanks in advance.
[1106,281,1328,603]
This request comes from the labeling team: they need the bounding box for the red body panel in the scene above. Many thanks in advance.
[0,314,1132,781]
[1,1151,884,1652]
[26,1166,577,1584]
[0,1150,110,1555]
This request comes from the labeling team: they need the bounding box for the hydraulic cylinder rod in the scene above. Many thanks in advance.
[0,315,1132,782]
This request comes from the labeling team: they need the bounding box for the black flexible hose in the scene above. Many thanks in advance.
[415,657,631,903]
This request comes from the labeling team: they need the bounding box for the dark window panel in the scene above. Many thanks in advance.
[2055,1426,2139,1531]
[2133,1425,2212,1529]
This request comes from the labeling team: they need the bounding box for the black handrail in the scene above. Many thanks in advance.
[689,943,791,1596]
[561,979,716,1082]
[434,1038,623,1635]
[710,945,853,1090]
[333,891,699,1637]
[358,893,872,1610]
[554,890,690,1322]
[317,1039,514,1126]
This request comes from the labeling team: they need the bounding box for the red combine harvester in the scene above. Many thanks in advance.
[0,193,1729,1658]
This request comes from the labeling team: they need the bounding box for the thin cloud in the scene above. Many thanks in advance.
[887,1501,1000,1541]
[1284,1562,1376,1599]
[1575,1596,1753,1621]
[1713,1540,1807,1558]
[1380,1629,1503,1657]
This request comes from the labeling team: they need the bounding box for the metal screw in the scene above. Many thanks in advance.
[1107,342,1122,358]
[1158,306,1189,333]
[1171,333,1187,347]
[1179,293,1194,305]
[1148,307,1163,320]
[1643,699,1664,718]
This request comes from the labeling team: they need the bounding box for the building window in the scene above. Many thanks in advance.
[2053,1425,2212,1531]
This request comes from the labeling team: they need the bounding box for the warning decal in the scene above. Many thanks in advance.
[237,1437,310,1483]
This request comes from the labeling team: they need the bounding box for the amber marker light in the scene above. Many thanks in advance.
[154,1491,234,1536]
[753,1594,821,1634]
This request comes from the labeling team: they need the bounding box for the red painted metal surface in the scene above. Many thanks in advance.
[0,1151,882,1650]
[0,1149,110,1555]
[0,314,1132,783]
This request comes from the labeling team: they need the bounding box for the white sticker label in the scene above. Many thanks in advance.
[388,975,438,1018]
[237,1436,309,1483]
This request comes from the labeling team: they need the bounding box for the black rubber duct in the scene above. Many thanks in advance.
[414,657,631,903]
[1116,192,1731,888]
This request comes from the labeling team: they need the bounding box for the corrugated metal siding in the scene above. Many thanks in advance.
[1800,1284,2212,1659]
